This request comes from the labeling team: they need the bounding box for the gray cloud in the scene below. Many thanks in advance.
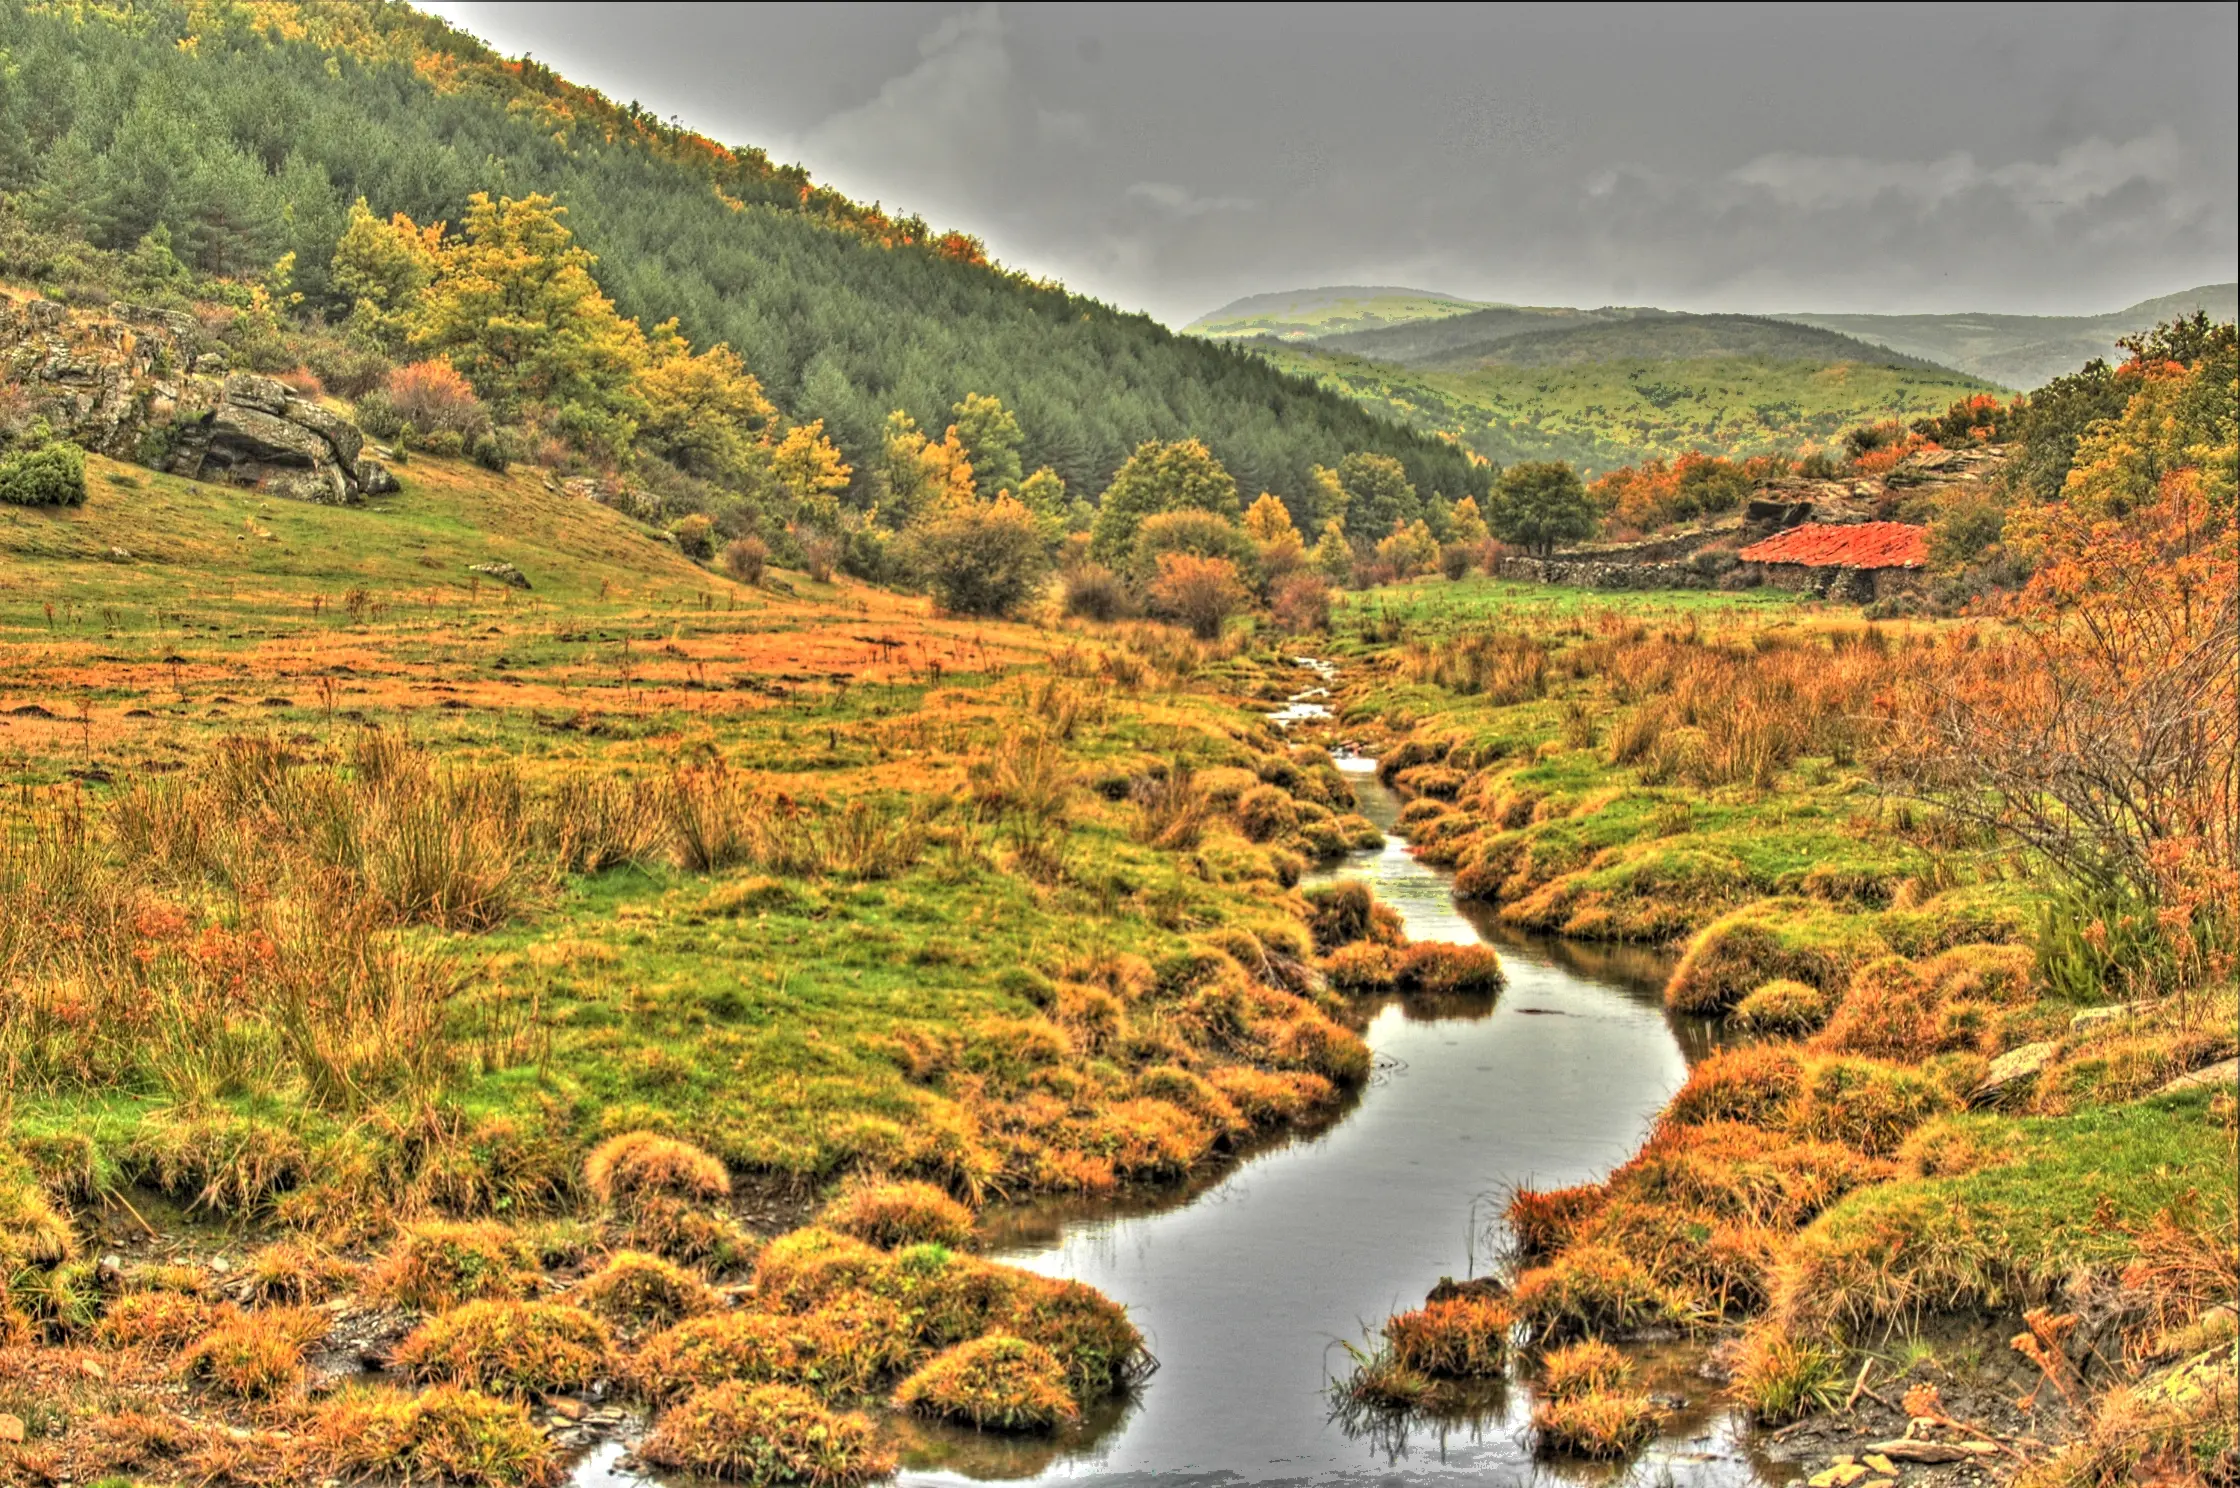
[424,2,2238,325]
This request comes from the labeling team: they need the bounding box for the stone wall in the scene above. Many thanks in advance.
[1,296,390,503]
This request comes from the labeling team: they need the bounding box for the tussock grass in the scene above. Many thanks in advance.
[390,1300,612,1397]
[641,1382,893,1484]
[1383,1294,1511,1378]
[569,1250,722,1329]
[1540,1338,1629,1398]
[893,1333,1082,1433]
[1530,1389,1663,1458]
[318,1385,560,1487]
[366,1220,541,1311]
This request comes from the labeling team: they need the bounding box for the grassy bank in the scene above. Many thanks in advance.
[1327,576,2236,1481]
[0,451,1404,1483]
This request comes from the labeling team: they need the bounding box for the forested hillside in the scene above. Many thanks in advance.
[0,0,1481,506]
[1252,341,1989,474]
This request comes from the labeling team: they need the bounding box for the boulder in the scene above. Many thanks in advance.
[202,404,331,470]
[222,372,291,416]
[1969,1040,2056,1106]
[284,396,363,468]
[2155,1057,2237,1098]
[468,561,531,590]
[356,457,400,495]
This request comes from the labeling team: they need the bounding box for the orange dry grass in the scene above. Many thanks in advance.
[568,1251,722,1329]
[1530,1389,1663,1458]
[584,1131,731,1209]
[1540,1338,1629,1398]
[366,1220,542,1311]
[390,1300,612,1397]
[640,1382,893,1484]
[1384,1295,1511,1378]
[179,1306,324,1400]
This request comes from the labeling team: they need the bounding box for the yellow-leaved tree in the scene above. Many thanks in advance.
[411,192,649,455]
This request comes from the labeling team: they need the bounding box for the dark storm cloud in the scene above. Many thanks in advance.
[423,2,2238,325]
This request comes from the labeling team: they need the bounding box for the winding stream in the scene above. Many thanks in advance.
[583,669,1778,1486]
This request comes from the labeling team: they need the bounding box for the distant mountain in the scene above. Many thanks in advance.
[1184,287,1498,340]
[1325,310,1957,374]
[1779,284,2239,389]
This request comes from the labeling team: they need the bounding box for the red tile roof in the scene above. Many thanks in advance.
[1739,521,1929,569]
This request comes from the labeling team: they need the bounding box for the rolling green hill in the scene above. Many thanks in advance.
[1332,311,1959,373]
[1253,340,1992,476]
[1183,286,1502,340]
[0,3,1484,508]
[1779,283,2239,389]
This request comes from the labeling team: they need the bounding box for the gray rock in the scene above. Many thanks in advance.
[191,352,228,375]
[1970,1039,2057,1106]
[284,397,363,468]
[204,404,330,470]
[222,372,291,416]
[262,467,352,506]
[355,457,400,496]
[2155,1057,2237,1097]
[468,561,532,590]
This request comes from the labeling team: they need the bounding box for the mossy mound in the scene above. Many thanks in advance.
[893,1333,1081,1433]
[641,1382,893,1485]
[391,1300,612,1397]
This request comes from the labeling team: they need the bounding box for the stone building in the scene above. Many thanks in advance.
[1737,521,1930,602]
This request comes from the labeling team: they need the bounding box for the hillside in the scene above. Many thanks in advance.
[1252,341,1991,475]
[1347,312,1960,373]
[1780,283,2239,388]
[0,1,1482,507]
[1183,287,1497,340]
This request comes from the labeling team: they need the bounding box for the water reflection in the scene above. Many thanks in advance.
[897,771,1753,1485]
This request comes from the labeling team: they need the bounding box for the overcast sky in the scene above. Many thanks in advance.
[423,2,2238,327]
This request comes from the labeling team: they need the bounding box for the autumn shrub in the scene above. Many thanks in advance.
[571,1251,722,1329]
[180,1306,321,1399]
[721,535,769,584]
[95,1291,220,1354]
[893,1333,1081,1433]
[1540,1338,1629,1398]
[909,495,1052,617]
[1062,562,1132,621]
[318,1385,559,1488]
[382,358,489,440]
[640,1382,893,1485]
[391,1300,611,1397]
[672,513,715,559]
[1384,1295,1510,1377]
[1269,572,1333,633]
[820,1180,975,1251]
[367,1220,541,1311]
[1530,1390,1662,1458]
[1146,552,1250,639]
[1733,978,1831,1035]
[1393,942,1505,996]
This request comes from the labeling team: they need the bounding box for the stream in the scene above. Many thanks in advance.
[581,669,1781,1487]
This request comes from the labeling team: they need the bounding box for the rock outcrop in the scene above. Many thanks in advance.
[1,296,391,504]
